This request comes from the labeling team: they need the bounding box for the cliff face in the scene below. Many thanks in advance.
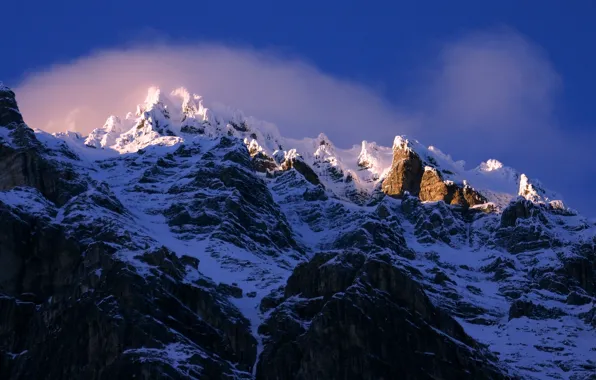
[381,138,424,197]
[382,137,487,208]
[1,86,595,380]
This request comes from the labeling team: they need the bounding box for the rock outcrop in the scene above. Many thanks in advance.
[381,137,423,197]
[0,87,87,206]
[280,155,321,186]
[257,252,508,380]
[0,87,257,379]
[383,140,486,207]
[2,85,595,380]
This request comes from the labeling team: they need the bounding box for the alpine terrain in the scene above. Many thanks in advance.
[0,84,595,380]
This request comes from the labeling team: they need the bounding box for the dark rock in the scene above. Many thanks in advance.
[508,299,565,320]
[564,256,595,295]
[500,198,548,228]
[302,185,328,201]
[0,208,257,379]
[0,88,87,206]
[580,307,596,327]
[180,124,204,134]
[566,291,592,305]
[258,252,508,380]
[217,283,243,298]
[432,271,455,285]
[281,156,321,186]
[252,151,278,173]
[260,286,285,313]
[333,220,415,259]
[463,185,488,207]
[179,255,200,270]
[229,120,249,132]
[0,86,24,127]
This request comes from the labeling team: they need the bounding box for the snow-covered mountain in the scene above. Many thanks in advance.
[1,85,594,380]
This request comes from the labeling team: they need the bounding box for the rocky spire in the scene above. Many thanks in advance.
[0,83,24,127]
[381,135,424,197]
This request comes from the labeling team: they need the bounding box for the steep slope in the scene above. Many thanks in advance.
[1,85,595,380]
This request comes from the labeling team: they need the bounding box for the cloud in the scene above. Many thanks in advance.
[14,44,415,145]
[409,29,563,160]
[11,31,596,215]
[404,30,595,215]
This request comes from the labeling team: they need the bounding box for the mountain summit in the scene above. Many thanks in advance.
[1,85,595,379]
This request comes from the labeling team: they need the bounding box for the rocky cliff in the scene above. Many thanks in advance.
[0,85,594,380]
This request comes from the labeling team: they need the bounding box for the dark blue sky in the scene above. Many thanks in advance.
[3,1,595,129]
[0,0,596,126]
[2,0,596,214]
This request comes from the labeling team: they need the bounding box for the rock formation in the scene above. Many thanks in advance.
[0,85,594,380]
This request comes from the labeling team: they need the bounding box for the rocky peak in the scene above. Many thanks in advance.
[2,85,596,380]
[518,173,561,204]
[357,140,380,169]
[381,135,424,197]
[0,84,24,127]
[84,115,125,149]
[312,133,337,162]
[0,85,88,205]
[170,87,204,118]
[280,150,321,186]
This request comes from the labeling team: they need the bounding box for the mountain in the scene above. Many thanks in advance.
[0,85,595,380]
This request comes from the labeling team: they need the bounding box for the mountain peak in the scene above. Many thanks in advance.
[53,86,565,211]
[0,81,11,93]
[478,159,505,172]
[144,86,164,106]
[0,83,24,127]
[392,135,414,152]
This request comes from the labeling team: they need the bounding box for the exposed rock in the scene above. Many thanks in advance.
[495,199,558,253]
[563,255,595,295]
[257,252,508,380]
[2,84,596,380]
[281,156,321,186]
[381,138,423,197]
[217,282,244,298]
[500,198,548,228]
[566,291,592,305]
[580,307,596,328]
[419,168,450,203]
[0,91,87,206]
[508,299,565,320]
[463,184,488,206]
[302,185,328,201]
[0,86,23,127]
[0,205,257,379]
[252,151,278,172]
[419,168,486,207]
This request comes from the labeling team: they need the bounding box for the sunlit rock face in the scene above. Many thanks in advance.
[381,137,424,197]
[0,85,594,380]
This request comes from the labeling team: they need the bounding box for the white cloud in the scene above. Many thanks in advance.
[12,32,596,215]
[14,44,415,146]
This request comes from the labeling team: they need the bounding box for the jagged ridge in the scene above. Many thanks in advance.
[0,85,595,380]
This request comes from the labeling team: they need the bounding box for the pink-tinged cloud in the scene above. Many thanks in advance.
[11,31,596,215]
[14,44,415,145]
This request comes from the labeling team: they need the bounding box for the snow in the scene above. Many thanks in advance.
[25,84,592,379]
[0,82,11,92]
[47,85,562,212]
[0,126,14,146]
[0,187,54,218]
